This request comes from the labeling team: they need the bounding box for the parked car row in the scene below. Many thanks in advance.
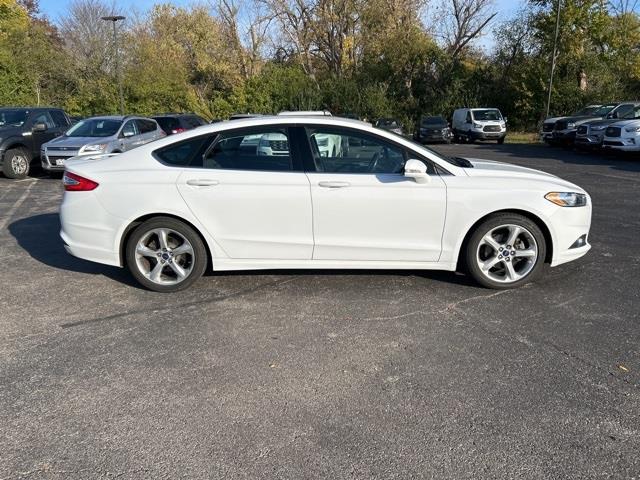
[0,107,208,178]
[541,101,640,152]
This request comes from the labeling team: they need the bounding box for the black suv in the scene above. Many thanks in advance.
[0,107,71,178]
[152,113,207,135]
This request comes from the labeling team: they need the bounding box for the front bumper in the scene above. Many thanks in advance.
[548,201,592,267]
[602,136,640,152]
[551,130,577,144]
[574,134,604,148]
[469,130,506,141]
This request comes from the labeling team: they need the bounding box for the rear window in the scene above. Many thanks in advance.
[154,135,213,166]
[154,117,180,133]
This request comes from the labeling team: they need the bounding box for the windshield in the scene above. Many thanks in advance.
[574,106,600,116]
[472,109,503,121]
[377,119,400,127]
[0,109,29,128]
[421,116,446,125]
[592,104,617,116]
[66,118,122,137]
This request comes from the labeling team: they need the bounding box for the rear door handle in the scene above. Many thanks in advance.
[186,179,219,187]
[318,181,350,188]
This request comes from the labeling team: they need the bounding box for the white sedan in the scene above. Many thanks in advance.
[60,116,592,292]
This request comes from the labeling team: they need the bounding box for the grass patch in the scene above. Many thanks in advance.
[505,132,540,144]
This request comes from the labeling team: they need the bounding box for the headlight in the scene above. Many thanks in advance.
[545,192,587,207]
[567,122,576,129]
[473,123,482,129]
[82,143,107,153]
[624,126,640,133]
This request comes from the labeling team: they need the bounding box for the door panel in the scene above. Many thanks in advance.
[302,126,447,262]
[178,170,313,259]
[308,173,446,261]
[173,127,313,260]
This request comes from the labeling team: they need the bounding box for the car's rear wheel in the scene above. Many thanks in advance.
[125,217,207,292]
[465,213,546,289]
[2,148,30,179]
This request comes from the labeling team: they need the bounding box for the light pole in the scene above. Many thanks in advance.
[101,15,126,115]
[544,0,562,119]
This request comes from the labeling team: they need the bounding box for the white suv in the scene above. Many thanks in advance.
[603,119,640,152]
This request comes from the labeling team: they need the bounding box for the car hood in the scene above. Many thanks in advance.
[582,118,618,128]
[45,136,107,148]
[561,115,604,124]
[608,119,640,128]
[543,116,565,124]
[464,158,583,191]
[0,125,22,135]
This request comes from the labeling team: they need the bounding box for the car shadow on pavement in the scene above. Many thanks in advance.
[9,213,140,288]
[9,213,476,290]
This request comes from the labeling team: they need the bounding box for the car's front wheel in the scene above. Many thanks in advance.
[125,217,208,292]
[465,213,546,289]
[2,148,31,179]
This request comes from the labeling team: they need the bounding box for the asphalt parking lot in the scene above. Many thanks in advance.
[1,143,639,479]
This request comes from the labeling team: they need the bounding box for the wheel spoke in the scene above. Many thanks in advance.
[481,256,501,272]
[172,243,193,256]
[136,244,158,258]
[156,229,170,250]
[149,261,164,282]
[504,261,519,281]
[506,226,522,247]
[168,261,187,279]
[481,233,501,251]
[514,249,536,258]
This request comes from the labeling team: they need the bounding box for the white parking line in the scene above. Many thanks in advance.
[0,181,36,230]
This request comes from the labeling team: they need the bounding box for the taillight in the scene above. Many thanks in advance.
[171,128,186,134]
[63,172,99,191]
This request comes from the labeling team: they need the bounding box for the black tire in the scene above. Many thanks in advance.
[466,131,475,144]
[465,213,547,289]
[125,216,208,292]
[497,137,505,145]
[2,147,31,179]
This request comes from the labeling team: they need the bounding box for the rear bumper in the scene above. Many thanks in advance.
[59,191,124,267]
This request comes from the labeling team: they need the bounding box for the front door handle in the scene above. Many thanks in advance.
[318,181,350,188]
[186,179,219,187]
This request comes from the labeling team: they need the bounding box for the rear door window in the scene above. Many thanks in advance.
[203,127,292,171]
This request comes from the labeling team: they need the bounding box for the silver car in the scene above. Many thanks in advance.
[41,115,165,173]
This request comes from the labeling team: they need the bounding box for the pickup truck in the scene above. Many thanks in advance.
[0,107,71,178]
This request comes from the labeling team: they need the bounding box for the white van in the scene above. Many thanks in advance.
[451,108,507,144]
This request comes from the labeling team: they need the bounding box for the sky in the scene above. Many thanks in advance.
[38,0,524,51]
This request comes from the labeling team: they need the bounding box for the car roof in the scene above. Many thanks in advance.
[152,113,201,118]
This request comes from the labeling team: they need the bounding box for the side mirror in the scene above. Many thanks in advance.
[504,117,508,123]
[404,159,431,184]
[122,130,134,138]
[33,122,47,132]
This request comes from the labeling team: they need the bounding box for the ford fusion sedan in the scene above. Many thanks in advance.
[41,115,165,173]
[60,116,592,292]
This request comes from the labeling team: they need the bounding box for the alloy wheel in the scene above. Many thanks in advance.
[11,154,28,176]
[475,224,539,284]
[134,228,195,286]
